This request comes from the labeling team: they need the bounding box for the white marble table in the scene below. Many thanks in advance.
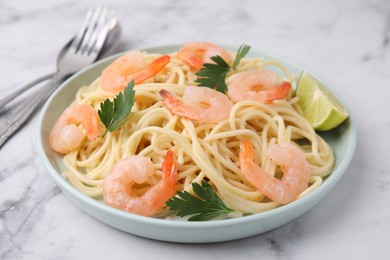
[1,0,389,259]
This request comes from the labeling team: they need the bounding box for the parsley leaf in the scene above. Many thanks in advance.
[166,180,234,221]
[98,80,135,137]
[232,43,251,69]
[194,56,230,93]
[194,43,251,93]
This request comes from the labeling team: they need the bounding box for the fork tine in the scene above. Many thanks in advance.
[70,7,94,50]
[0,6,121,146]
[83,8,111,55]
[93,16,117,55]
[78,6,105,54]
[88,11,115,56]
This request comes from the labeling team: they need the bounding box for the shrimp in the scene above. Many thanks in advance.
[103,150,178,216]
[239,141,311,204]
[49,104,99,154]
[159,86,234,123]
[177,42,232,70]
[100,50,171,94]
[227,69,291,103]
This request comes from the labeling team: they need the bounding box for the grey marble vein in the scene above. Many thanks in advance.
[0,6,20,24]
[1,181,61,259]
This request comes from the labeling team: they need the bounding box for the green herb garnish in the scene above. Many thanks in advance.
[194,56,231,93]
[195,43,251,93]
[98,80,135,137]
[166,180,234,221]
[232,43,251,69]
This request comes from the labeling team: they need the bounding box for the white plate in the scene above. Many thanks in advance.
[37,44,357,243]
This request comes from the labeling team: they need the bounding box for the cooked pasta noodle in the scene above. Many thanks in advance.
[58,50,334,216]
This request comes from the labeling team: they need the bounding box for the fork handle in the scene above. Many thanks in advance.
[0,72,55,112]
[0,75,63,148]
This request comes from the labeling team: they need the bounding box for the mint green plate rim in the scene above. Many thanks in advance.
[37,44,357,243]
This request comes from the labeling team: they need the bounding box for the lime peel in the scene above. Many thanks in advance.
[296,71,349,131]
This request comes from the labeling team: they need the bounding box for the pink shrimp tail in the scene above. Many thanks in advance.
[149,55,171,74]
[263,81,291,103]
[162,150,178,185]
[127,55,171,85]
[239,141,255,163]
[85,113,99,141]
[178,44,206,70]
[159,89,180,110]
[159,89,201,121]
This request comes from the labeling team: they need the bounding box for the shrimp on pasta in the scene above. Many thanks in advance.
[103,151,177,216]
[178,42,232,70]
[49,104,99,154]
[227,69,291,103]
[159,86,234,123]
[239,141,311,204]
[100,50,170,94]
[49,42,334,218]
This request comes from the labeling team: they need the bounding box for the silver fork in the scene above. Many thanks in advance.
[0,6,116,148]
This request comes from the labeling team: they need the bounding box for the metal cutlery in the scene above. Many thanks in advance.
[0,6,120,148]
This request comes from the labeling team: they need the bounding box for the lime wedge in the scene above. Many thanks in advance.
[296,71,349,131]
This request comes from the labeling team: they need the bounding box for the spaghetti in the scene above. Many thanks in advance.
[53,45,334,217]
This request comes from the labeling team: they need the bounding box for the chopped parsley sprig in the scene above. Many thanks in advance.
[232,43,251,69]
[195,43,251,93]
[98,80,135,137]
[166,180,234,221]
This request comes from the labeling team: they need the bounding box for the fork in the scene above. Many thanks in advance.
[0,6,116,148]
